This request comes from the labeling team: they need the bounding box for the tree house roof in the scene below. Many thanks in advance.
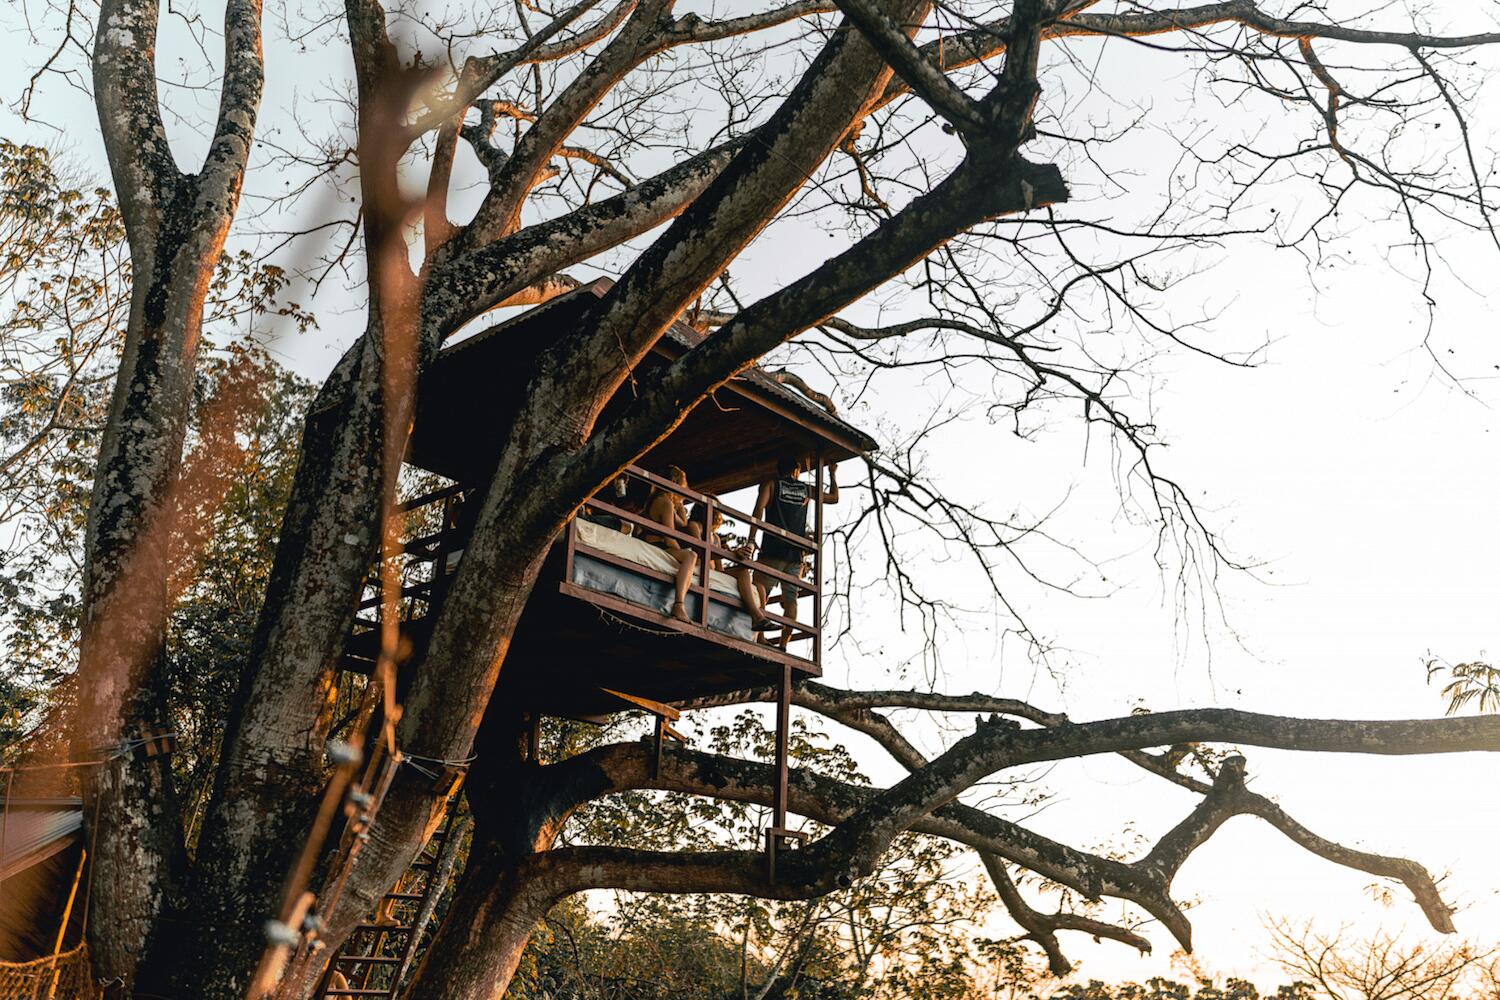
[407,279,876,493]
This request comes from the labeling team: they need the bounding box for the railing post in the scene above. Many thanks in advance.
[773,661,791,828]
[768,660,794,882]
[814,450,825,668]
[701,494,714,627]
[565,504,578,587]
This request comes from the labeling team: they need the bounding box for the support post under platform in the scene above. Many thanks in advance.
[765,662,806,882]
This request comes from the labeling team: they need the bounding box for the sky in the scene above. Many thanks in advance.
[3,0,1499,988]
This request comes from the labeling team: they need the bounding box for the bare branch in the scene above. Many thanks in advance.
[982,855,1151,975]
[833,0,983,131]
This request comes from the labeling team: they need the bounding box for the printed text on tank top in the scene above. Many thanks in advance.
[763,477,811,559]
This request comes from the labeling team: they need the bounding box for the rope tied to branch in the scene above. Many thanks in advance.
[0,730,180,775]
[400,752,477,781]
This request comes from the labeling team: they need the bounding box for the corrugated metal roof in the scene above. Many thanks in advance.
[658,318,878,453]
[439,279,877,454]
[0,798,83,878]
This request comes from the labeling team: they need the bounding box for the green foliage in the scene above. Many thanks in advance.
[0,139,130,750]
[0,141,317,819]
[507,896,757,1000]
[168,346,315,847]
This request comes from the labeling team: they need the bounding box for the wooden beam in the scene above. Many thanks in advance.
[597,688,681,720]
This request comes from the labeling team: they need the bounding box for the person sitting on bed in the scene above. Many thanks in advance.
[689,500,774,632]
[581,474,645,533]
[642,465,698,622]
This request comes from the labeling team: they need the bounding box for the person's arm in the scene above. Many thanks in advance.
[750,480,774,546]
[821,462,840,505]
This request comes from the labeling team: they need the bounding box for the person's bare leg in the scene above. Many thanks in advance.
[669,550,696,621]
[732,569,765,625]
[753,576,776,642]
[778,589,797,649]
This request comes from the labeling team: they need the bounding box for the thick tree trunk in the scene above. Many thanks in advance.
[160,221,432,990]
[76,193,217,997]
[403,844,553,1000]
[79,0,263,987]
[148,334,386,998]
[274,541,558,999]
[400,716,567,1000]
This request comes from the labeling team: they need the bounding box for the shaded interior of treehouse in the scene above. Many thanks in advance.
[325,284,874,996]
[340,280,876,723]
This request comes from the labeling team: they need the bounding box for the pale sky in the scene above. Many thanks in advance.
[4,0,1499,988]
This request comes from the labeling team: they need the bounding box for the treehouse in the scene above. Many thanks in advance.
[339,279,875,723]
[320,282,873,996]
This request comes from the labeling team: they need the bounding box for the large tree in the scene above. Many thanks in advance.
[14,0,1500,997]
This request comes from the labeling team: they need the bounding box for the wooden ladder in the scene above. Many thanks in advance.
[319,802,464,999]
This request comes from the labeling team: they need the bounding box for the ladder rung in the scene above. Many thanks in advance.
[384,892,425,901]
[324,991,394,996]
[353,923,411,933]
[335,955,402,966]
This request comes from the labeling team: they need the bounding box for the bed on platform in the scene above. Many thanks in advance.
[570,518,754,640]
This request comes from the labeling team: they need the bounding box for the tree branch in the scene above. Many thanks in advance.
[462,0,672,244]
[871,2,1500,112]
[982,854,1151,975]
[404,0,607,139]
[195,0,264,222]
[92,0,179,232]
[797,682,1212,792]
[422,133,751,338]
[560,150,1066,517]
[832,0,983,131]
[552,718,1470,948]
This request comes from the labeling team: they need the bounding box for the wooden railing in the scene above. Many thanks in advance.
[348,465,826,668]
[350,484,467,637]
[569,465,823,665]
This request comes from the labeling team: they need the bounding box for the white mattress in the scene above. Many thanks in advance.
[575,518,740,596]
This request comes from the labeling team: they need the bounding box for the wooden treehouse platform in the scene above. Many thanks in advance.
[340,279,875,724]
[324,283,875,997]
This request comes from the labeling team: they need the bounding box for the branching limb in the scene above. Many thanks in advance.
[462,0,673,244]
[559,151,1066,515]
[1142,756,1455,934]
[821,709,1500,867]
[666,2,836,45]
[552,722,1474,944]
[894,2,1500,101]
[550,2,1063,523]
[404,0,608,139]
[770,679,1162,971]
[92,0,180,230]
[681,682,1213,794]
[196,0,265,218]
[833,0,983,131]
[982,855,1151,975]
[547,740,1188,934]
[423,134,751,337]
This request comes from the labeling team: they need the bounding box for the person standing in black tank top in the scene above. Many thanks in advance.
[752,456,839,648]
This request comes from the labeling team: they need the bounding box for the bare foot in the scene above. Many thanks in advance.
[671,600,690,622]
